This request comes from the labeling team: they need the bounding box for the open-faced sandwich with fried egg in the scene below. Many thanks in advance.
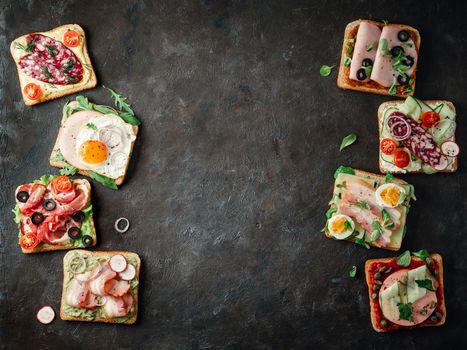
[365,251,446,332]
[10,24,97,106]
[61,250,140,324]
[13,175,96,254]
[323,167,415,251]
[50,88,140,189]
[378,96,458,174]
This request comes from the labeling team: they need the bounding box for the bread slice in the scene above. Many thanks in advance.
[365,253,446,332]
[323,169,410,251]
[337,20,420,97]
[49,100,139,186]
[378,100,458,174]
[60,250,140,325]
[10,24,97,106]
[15,178,96,254]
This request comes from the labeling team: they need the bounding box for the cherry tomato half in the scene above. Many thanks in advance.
[63,29,80,48]
[23,83,41,100]
[393,149,410,168]
[380,138,397,155]
[51,175,73,193]
[20,233,40,250]
[421,111,440,128]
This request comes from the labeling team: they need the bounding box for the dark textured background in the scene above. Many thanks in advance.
[1,1,467,349]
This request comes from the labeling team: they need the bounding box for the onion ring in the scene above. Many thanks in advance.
[115,217,130,233]
[388,116,412,141]
[96,296,107,306]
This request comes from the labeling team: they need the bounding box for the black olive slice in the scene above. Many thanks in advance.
[82,235,93,247]
[397,74,410,85]
[42,199,56,211]
[362,58,373,67]
[68,226,81,239]
[391,46,405,58]
[402,55,415,67]
[31,212,45,225]
[398,30,409,42]
[356,68,367,81]
[72,211,85,222]
[16,191,29,203]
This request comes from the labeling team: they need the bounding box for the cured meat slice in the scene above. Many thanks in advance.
[387,112,441,167]
[103,294,133,318]
[65,279,98,309]
[18,34,83,85]
[104,279,131,297]
[48,182,89,217]
[19,184,46,215]
[89,263,117,296]
[349,21,381,82]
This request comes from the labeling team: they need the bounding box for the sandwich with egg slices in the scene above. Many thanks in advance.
[50,90,140,189]
[323,167,415,251]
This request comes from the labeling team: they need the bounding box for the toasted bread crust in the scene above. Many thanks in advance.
[49,101,139,186]
[323,169,408,251]
[60,250,141,325]
[337,20,420,97]
[378,100,458,174]
[10,24,97,106]
[365,253,446,332]
[16,179,97,254]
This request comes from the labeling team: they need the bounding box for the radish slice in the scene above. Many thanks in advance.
[119,264,136,280]
[441,141,460,157]
[37,306,55,324]
[109,254,127,273]
[434,155,448,171]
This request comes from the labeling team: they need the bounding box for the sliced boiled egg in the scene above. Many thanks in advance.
[328,214,355,240]
[375,183,405,208]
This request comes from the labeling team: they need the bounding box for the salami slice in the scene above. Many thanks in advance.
[18,34,83,85]
[387,112,441,167]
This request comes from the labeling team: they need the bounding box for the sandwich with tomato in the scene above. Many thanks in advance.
[378,96,458,174]
[13,175,96,253]
[10,24,97,106]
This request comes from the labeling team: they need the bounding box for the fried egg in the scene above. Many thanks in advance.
[375,183,405,208]
[59,112,136,179]
[327,214,355,240]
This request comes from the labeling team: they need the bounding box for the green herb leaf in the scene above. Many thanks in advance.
[344,55,352,66]
[398,302,413,321]
[349,265,357,278]
[12,205,21,225]
[381,209,391,224]
[382,20,389,25]
[355,234,370,249]
[366,42,374,52]
[33,175,57,186]
[45,45,57,56]
[334,166,355,179]
[75,95,93,110]
[346,38,355,43]
[385,172,394,183]
[103,86,135,116]
[347,45,353,55]
[412,249,430,262]
[370,221,382,242]
[378,38,392,57]
[325,207,337,219]
[319,65,335,77]
[61,59,75,72]
[15,41,35,53]
[88,171,118,190]
[336,183,346,189]
[86,123,98,131]
[362,65,372,77]
[339,133,357,151]
[402,42,413,48]
[60,164,78,176]
[388,80,397,95]
[415,279,435,291]
[67,75,79,84]
[118,112,141,126]
[40,66,52,79]
[344,220,353,231]
[397,250,411,267]
[356,201,370,210]
[93,105,118,115]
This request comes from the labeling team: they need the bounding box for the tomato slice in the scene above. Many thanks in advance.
[23,83,41,100]
[393,149,410,168]
[380,138,397,155]
[421,111,440,128]
[63,29,80,48]
[20,233,40,250]
[51,175,73,193]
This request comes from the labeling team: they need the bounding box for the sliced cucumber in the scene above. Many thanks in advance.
[413,97,433,113]
[422,164,437,174]
[432,120,456,144]
[437,103,456,122]
[381,107,400,136]
[399,96,421,120]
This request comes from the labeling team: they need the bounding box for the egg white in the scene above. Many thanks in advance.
[375,183,405,208]
[328,214,355,240]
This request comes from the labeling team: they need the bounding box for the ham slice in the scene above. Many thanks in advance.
[89,263,117,296]
[104,279,131,297]
[349,21,381,82]
[103,294,133,318]
[371,25,418,87]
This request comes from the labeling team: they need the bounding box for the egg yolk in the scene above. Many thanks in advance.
[79,140,108,164]
[330,217,348,234]
[380,187,401,206]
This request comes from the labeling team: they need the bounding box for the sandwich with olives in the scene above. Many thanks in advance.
[13,175,96,253]
[337,19,420,97]
[365,251,446,332]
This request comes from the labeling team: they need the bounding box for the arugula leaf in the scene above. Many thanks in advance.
[88,171,118,190]
[93,105,118,115]
[60,164,78,176]
[397,250,411,267]
[118,112,141,126]
[344,220,353,231]
[319,65,335,77]
[355,234,370,249]
[378,38,392,57]
[388,80,397,95]
[86,123,98,131]
[75,95,93,110]
[415,279,435,291]
[412,249,429,262]
[339,133,357,151]
[385,172,394,183]
[398,302,413,321]
[325,207,337,219]
[33,175,57,186]
[103,86,135,116]
[349,265,357,278]
[334,166,355,179]
[344,55,352,66]
[366,42,374,52]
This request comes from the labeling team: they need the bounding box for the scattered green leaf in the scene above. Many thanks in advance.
[60,164,78,176]
[15,41,34,53]
[349,266,357,278]
[61,59,75,72]
[339,133,357,151]
[103,86,135,116]
[362,65,372,77]
[385,172,394,183]
[344,220,353,231]
[397,250,411,267]
[347,45,353,55]
[334,166,355,179]
[356,201,370,210]
[319,65,335,77]
[412,249,430,262]
[88,171,118,190]
[344,55,352,66]
[398,302,413,321]
[366,42,374,52]
[326,207,337,219]
[86,123,98,131]
[415,279,435,291]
